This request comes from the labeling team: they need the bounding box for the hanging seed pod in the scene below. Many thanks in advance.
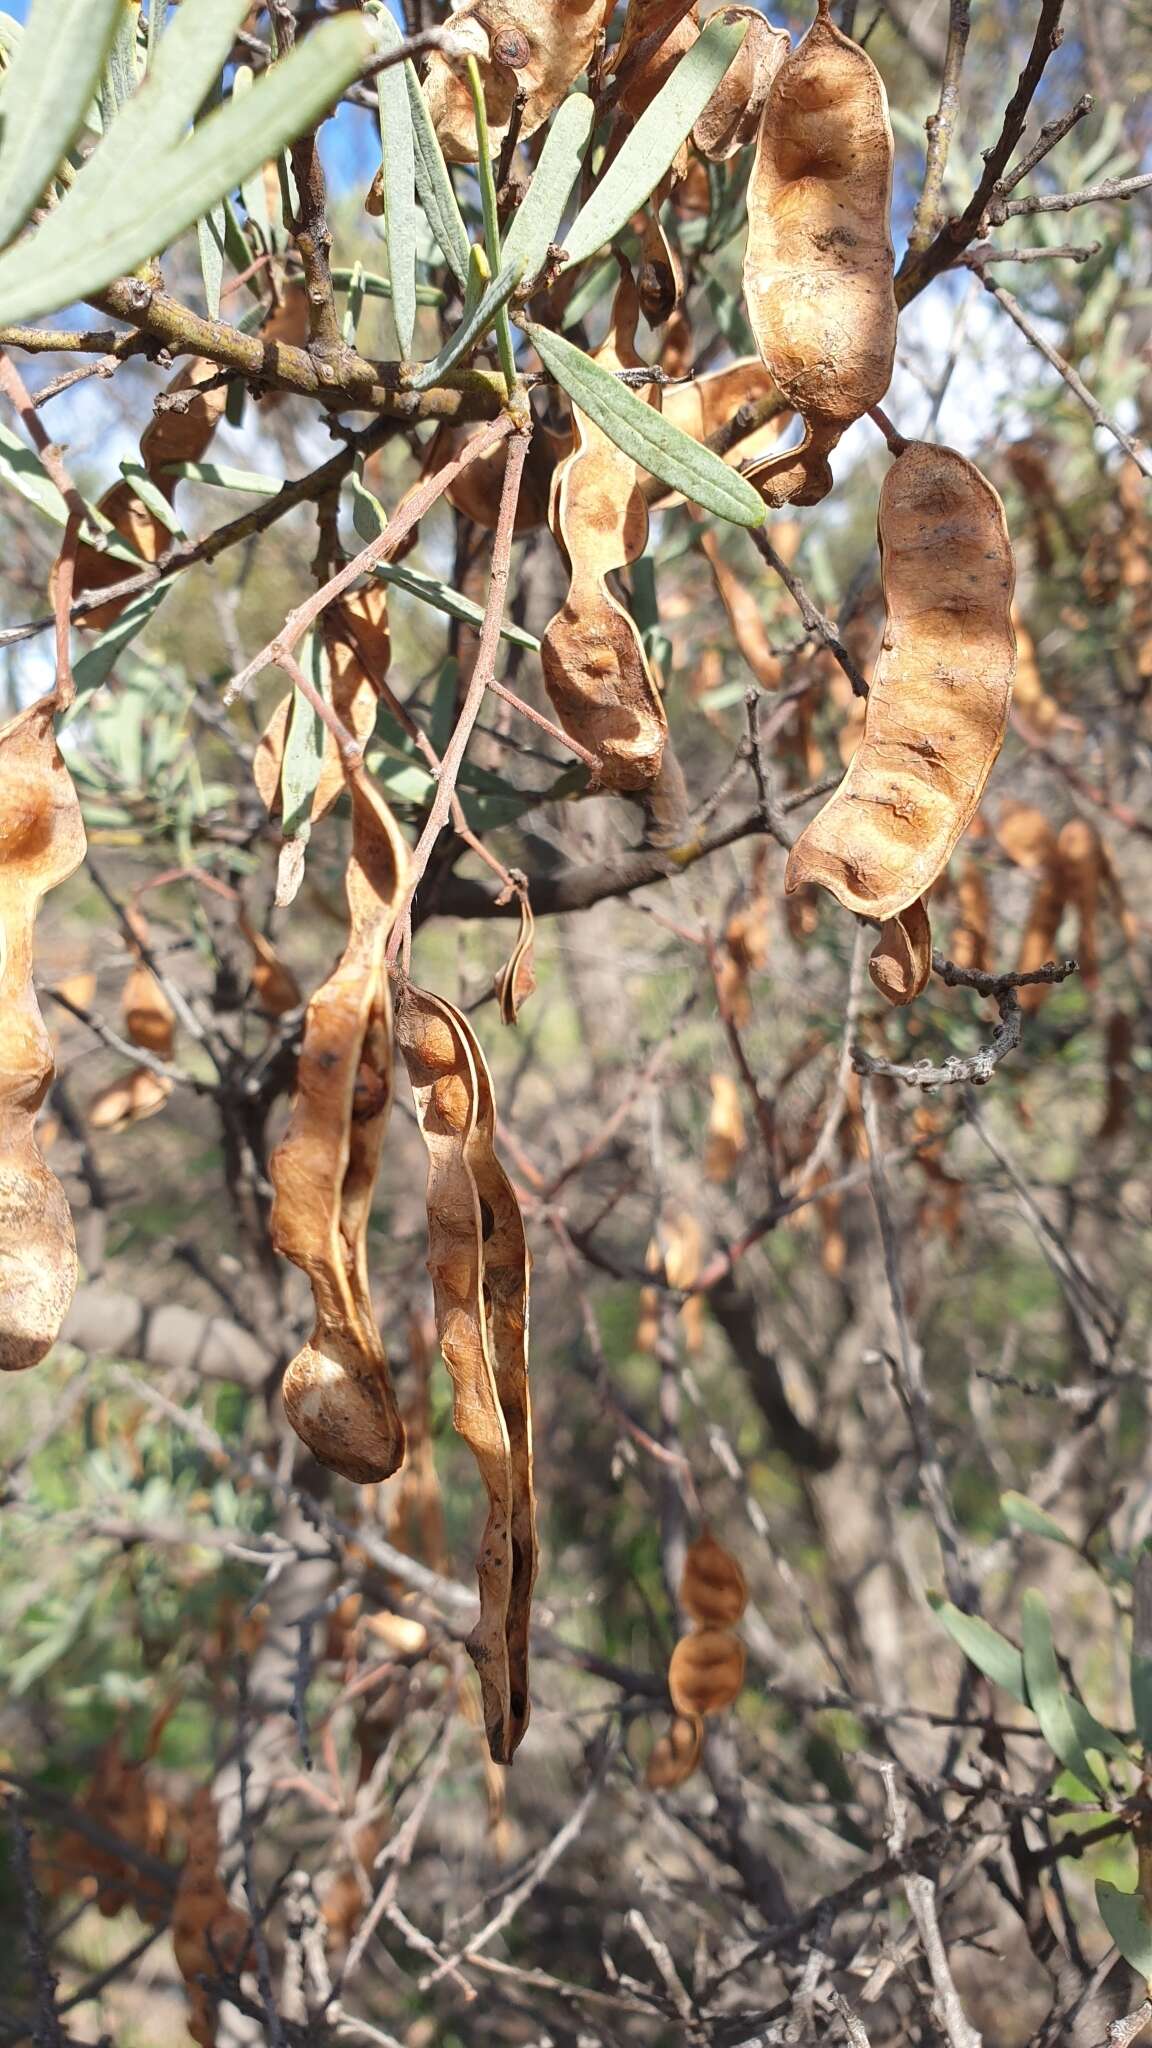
[395,983,536,1764]
[87,916,177,1130]
[869,896,932,1007]
[704,1071,746,1182]
[269,777,410,1483]
[681,1527,747,1628]
[432,421,568,536]
[698,528,781,688]
[172,1790,254,2048]
[657,358,786,509]
[422,0,614,163]
[0,695,86,1371]
[646,1711,704,1788]
[494,889,537,1024]
[786,442,1015,922]
[692,5,788,161]
[668,1626,746,1715]
[239,913,302,1018]
[614,0,700,124]
[255,585,390,836]
[541,272,668,788]
[743,0,895,506]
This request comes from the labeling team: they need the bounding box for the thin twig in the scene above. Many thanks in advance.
[986,170,1152,224]
[851,955,1079,1089]
[747,526,870,699]
[908,0,971,254]
[974,271,1151,477]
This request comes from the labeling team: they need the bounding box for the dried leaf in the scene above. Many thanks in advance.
[668,1626,746,1715]
[681,1527,747,1628]
[172,1789,254,2048]
[786,443,1015,921]
[269,777,410,1483]
[743,1,895,506]
[0,695,86,1371]
[869,896,931,1007]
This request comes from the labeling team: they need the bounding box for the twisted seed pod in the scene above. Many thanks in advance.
[681,1528,747,1628]
[869,896,932,1007]
[742,0,895,507]
[395,983,536,1763]
[692,5,788,161]
[541,273,667,789]
[494,891,536,1024]
[786,442,1016,921]
[423,0,613,163]
[269,777,410,1483]
[0,696,86,1371]
[668,1626,746,1715]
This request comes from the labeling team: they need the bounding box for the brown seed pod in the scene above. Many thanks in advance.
[646,1711,704,1788]
[1097,1011,1133,1144]
[422,0,614,163]
[0,696,86,1372]
[172,1790,254,2048]
[429,420,567,535]
[869,896,932,1007]
[668,1626,746,1715]
[87,1066,173,1132]
[698,527,782,688]
[704,1070,746,1182]
[692,5,789,161]
[255,584,390,841]
[786,442,1015,921]
[269,776,410,1483]
[681,1527,747,1628]
[658,358,786,509]
[541,273,667,789]
[742,0,895,507]
[613,0,700,124]
[395,983,536,1764]
[239,914,302,1018]
[494,890,537,1024]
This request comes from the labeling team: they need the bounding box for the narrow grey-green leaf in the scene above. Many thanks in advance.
[197,204,225,319]
[0,0,121,248]
[163,460,282,495]
[369,4,418,358]
[1096,1882,1152,1978]
[1021,1589,1105,1796]
[0,419,68,523]
[332,264,446,308]
[1001,1491,1079,1549]
[99,0,141,127]
[560,14,748,271]
[462,241,490,323]
[118,460,183,536]
[930,1597,1026,1703]
[524,319,765,528]
[405,57,469,286]
[412,259,524,390]
[0,11,372,327]
[69,581,173,708]
[371,561,540,652]
[502,92,594,287]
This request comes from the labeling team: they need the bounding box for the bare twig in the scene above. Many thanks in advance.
[851,955,1080,1090]
[908,0,972,254]
[747,525,870,699]
[974,272,1151,476]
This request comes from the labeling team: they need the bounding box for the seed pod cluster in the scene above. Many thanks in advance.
[422,0,613,163]
[743,0,895,506]
[172,1790,254,2048]
[655,1530,747,1782]
[786,440,1016,1001]
[269,776,410,1484]
[395,982,536,1764]
[541,274,668,789]
[0,693,86,1372]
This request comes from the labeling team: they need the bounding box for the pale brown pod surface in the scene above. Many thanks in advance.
[668,1627,746,1715]
[693,6,788,160]
[0,697,86,1371]
[255,585,390,833]
[270,777,410,1483]
[541,273,668,789]
[869,896,932,1006]
[494,891,537,1024]
[681,1527,747,1627]
[646,1711,704,1788]
[742,0,895,506]
[786,442,1016,920]
[422,0,613,163]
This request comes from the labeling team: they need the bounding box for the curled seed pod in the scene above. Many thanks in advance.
[646,1711,703,1788]
[423,0,614,164]
[541,272,667,789]
[432,420,567,535]
[494,890,536,1024]
[786,442,1015,921]
[668,1626,746,1715]
[172,1789,254,2048]
[255,585,390,833]
[269,777,410,1483]
[692,5,788,161]
[239,913,303,1018]
[87,1066,173,1132]
[396,983,536,1763]
[681,1527,747,1627]
[869,896,931,1007]
[704,1070,746,1183]
[0,696,86,1372]
[637,191,683,327]
[742,0,895,507]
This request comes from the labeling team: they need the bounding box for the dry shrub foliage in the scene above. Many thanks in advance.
[0,0,1151,2044]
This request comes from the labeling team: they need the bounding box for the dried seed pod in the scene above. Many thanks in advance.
[704,1070,746,1182]
[239,914,302,1017]
[1055,818,1103,988]
[0,696,86,1371]
[869,896,931,1007]
[786,442,1015,921]
[658,358,786,509]
[87,1065,173,1131]
[668,1626,746,1715]
[692,5,788,160]
[422,0,614,163]
[949,855,991,975]
[742,0,895,507]
[396,983,536,1763]
[995,802,1057,873]
[614,0,700,123]
[637,191,683,326]
[541,273,668,788]
[255,585,390,834]
[681,1527,747,1628]
[646,1711,703,1788]
[172,1790,254,2048]
[121,925,176,1059]
[1015,858,1066,1010]
[494,890,537,1024]
[269,776,410,1483]
[1097,1012,1133,1144]
[698,528,781,688]
[433,421,568,535]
